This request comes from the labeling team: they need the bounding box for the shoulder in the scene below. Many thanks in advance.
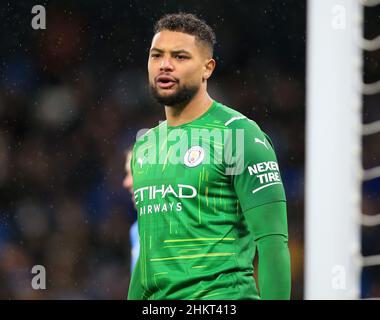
[213,101,277,152]
[213,101,266,138]
[134,120,165,144]
[130,122,166,163]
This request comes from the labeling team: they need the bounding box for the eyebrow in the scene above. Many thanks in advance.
[150,48,192,56]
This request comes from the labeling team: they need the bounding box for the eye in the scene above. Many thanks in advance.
[175,55,188,60]
[150,53,161,58]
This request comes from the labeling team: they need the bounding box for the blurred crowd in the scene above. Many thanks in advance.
[0,1,378,299]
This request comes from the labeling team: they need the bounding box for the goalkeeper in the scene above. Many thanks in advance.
[127,12,291,300]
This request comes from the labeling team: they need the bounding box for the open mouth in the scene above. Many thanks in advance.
[156,75,178,89]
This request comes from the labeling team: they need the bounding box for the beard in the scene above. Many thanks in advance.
[149,82,200,107]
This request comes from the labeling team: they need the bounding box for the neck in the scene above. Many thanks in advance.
[164,89,213,127]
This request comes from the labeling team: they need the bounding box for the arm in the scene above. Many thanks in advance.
[230,119,291,299]
[244,201,291,300]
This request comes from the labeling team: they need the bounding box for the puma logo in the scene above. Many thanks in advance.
[254,137,268,149]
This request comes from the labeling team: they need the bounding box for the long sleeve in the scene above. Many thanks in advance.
[244,201,291,299]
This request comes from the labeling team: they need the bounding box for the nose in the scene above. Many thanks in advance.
[160,57,174,72]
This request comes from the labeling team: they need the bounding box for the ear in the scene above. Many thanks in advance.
[202,58,216,82]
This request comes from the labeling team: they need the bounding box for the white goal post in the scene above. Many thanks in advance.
[305,0,363,299]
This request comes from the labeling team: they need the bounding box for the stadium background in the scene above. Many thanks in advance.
[0,0,378,299]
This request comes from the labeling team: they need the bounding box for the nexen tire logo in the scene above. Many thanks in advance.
[134,184,197,205]
[248,161,282,194]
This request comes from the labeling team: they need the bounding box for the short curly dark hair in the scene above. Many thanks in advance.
[153,13,216,56]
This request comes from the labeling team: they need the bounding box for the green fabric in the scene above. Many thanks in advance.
[128,256,145,299]
[244,201,291,299]
[127,100,288,300]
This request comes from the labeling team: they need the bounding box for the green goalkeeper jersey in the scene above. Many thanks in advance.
[128,100,287,300]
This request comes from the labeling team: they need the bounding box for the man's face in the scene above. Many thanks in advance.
[148,30,210,106]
